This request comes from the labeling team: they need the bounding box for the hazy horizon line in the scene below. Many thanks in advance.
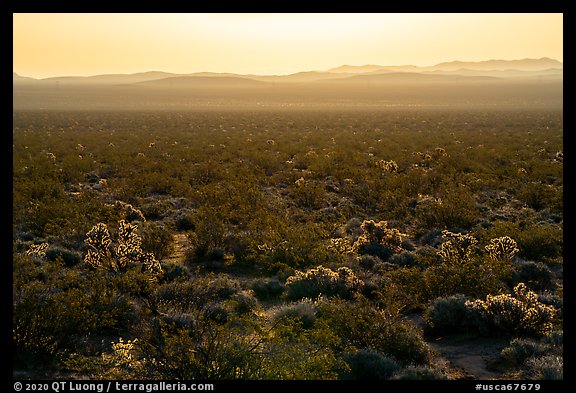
[14,56,563,80]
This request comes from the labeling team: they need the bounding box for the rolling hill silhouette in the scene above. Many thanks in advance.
[13,58,563,110]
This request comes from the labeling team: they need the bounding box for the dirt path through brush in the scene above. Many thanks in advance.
[428,335,508,379]
[407,314,507,379]
[163,233,190,264]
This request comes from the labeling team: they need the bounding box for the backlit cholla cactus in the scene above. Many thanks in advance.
[353,220,405,253]
[553,151,563,163]
[116,220,143,270]
[84,220,162,278]
[110,337,138,367]
[108,200,146,222]
[25,242,48,259]
[466,283,557,336]
[376,159,399,174]
[285,265,364,299]
[85,223,113,270]
[434,147,446,157]
[485,236,519,263]
[437,230,478,265]
[295,177,306,187]
[328,238,355,255]
[100,337,143,378]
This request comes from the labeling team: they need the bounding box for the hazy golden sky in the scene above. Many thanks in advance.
[13,13,563,78]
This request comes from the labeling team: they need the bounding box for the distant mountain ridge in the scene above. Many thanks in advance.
[326,57,562,74]
[13,57,562,87]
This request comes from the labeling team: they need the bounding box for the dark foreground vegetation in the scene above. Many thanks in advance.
[13,108,562,380]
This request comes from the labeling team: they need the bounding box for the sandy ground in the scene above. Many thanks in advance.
[428,335,508,379]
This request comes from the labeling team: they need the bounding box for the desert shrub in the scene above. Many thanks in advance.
[415,187,480,229]
[418,228,445,247]
[373,266,428,310]
[273,300,318,329]
[285,265,364,300]
[466,283,557,337]
[500,338,552,366]
[140,316,265,379]
[187,208,227,260]
[511,260,554,291]
[291,178,326,209]
[358,243,394,260]
[423,294,475,336]
[174,211,195,231]
[204,303,230,323]
[389,251,417,267]
[230,290,259,315]
[524,355,563,380]
[140,222,174,261]
[154,273,241,312]
[251,277,286,300]
[517,181,559,212]
[249,220,335,272]
[358,254,381,270]
[341,349,400,380]
[516,225,562,262]
[160,261,191,283]
[391,365,448,380]
[45,246,82,267]
[317,298,432,365]
[264,314,343,379]
[537,292,563,321]
[543,330,563,347]
[205,247,225,261]
[13,272,137,367]
[422,259,505,301]
[139,198,174,221]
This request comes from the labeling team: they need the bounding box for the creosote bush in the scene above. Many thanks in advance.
[423,294,476,336]
[342,349,400,380]
[525,356,563,380]
[317,298,432,366]
[391,365,447,380]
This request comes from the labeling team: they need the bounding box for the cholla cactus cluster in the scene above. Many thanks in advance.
[84,220,162,277]
[286,265,364,299]
[295,177,307,187]
[434,147,446,157]
[353,220,405,253]
[485,236,519,263]
[107,200,146,222]
[26,242,48,259]
[466,283,557,336]
[437,230,478,264]
[376,159,398,173]
[327,238,355,255]
[553,151,563,163]
[109,337,138,367]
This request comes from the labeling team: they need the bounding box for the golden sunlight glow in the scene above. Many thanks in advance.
[13,13,563,78]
